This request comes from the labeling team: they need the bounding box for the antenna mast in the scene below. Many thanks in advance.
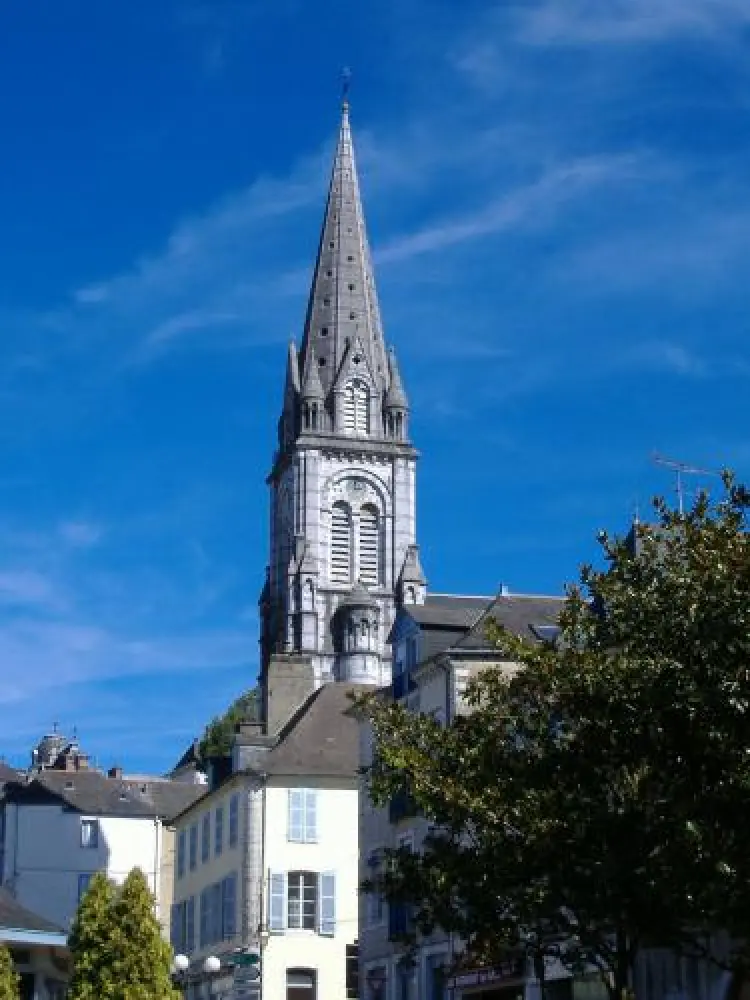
[651,452,719,514]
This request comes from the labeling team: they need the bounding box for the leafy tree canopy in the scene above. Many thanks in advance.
[0,945,19,1000]
[197,687,259,764]
[359,474,750,1000]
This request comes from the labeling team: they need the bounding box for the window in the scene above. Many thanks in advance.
[343,379,369,435]
[330,502,352,583]
[229,794,239,848]
[177,829,186,878]
[346,944,359,999]
[426,955,448,1000]
[80,819,98,849]
[215,806,224,857]
[287,969,317,1000]
[288,872,317,930]
[171,898,196,954]
[199,877,237,947]
[359,504,380,585]
[268,871,336,935]
[78,873,93,902]
[189,823,197,870]
[202,813,210,862]
[366,851,384,925]
[288,788,318,843]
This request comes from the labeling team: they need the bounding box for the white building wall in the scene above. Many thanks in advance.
[2,803,161,931]
[262,779,359,1000]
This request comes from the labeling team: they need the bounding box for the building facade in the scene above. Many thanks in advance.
[0,735,202,935]
[170,682,361,1000]
[259,98,426,695]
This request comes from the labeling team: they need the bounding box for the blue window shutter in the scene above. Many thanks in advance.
[170,903,180,950]
[223,873,237,940]
[186,897,195,952]
[288,789,303,841]
[269,871,286,932]
[199,888,209,947]
[177,829,186,878]
[304,789,318,843]
[319,871,336,936]
[229,794,239,848]
[212,882,222,943]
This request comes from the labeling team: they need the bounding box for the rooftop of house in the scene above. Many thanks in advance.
[403,590,565,666]
[0,761,19,785]
[3,768,205,821]
[262,681,364,779]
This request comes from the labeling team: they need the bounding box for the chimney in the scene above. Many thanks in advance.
[108,766,123,780]
[264,654,315,736]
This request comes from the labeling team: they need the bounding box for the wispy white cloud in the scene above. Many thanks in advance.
[378,154,647,263]
[58,520,104,549]
[514,0,750,46]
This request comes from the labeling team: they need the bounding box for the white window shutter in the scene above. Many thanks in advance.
[319,871,336,936]
[269,871,286,933]
[288,789,303,841]
[304,789,318,843]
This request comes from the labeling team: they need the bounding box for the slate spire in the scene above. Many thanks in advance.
[299,99,389,397]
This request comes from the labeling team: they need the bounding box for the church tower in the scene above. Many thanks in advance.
[259,99,425,690]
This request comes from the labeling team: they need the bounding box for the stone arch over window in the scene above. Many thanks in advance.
[343,379,369,435]
[330,501,353,583]
[359,503,380,586]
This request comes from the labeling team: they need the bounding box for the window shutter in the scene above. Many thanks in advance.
[269,871,286,933]
[170,903,180,950]
[319,871,336,936]
[359,506,379,585]
[186,896,195,952]
[331,502,352,582]
[288,789,304,841]
[304,789,318,843]
[223,873,237,940]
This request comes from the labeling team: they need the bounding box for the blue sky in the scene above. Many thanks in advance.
[1,0,749,774]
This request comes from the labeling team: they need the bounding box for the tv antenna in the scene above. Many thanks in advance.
[651,452,719,514]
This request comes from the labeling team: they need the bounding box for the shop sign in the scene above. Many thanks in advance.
[446,958,526,991]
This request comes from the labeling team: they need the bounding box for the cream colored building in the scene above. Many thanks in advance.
[171,681,363,1000]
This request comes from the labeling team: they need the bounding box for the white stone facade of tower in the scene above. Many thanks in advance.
[259,101,425,690]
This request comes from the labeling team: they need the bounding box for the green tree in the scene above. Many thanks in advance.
[68,872,119,1000]
[198,687,259,763]
[359,474,750,1000]
[0,945,19,1000]
[109,868,179,1000]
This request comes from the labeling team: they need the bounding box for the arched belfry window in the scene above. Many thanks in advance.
[330,502,353,583]
[359,504,380,586]
[343,380,369,436]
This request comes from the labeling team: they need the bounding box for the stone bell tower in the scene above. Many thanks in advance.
[259,98,426,693]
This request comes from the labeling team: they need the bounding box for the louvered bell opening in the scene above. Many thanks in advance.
[343,380,369,436]
[359,505,379,586]
[331,502,352,583]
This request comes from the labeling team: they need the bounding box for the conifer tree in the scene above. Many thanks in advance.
[0,945,19,1000]
[109,868,179,1000]
[68,872,119,1000]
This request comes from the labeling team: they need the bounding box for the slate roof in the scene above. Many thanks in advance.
[406,592,565,668]
[3,770,204,820]
[0,888,64,935]
[458,593,565,651]
[408,594,495,628]
[0,762,19,785]
[263,682,364,779]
